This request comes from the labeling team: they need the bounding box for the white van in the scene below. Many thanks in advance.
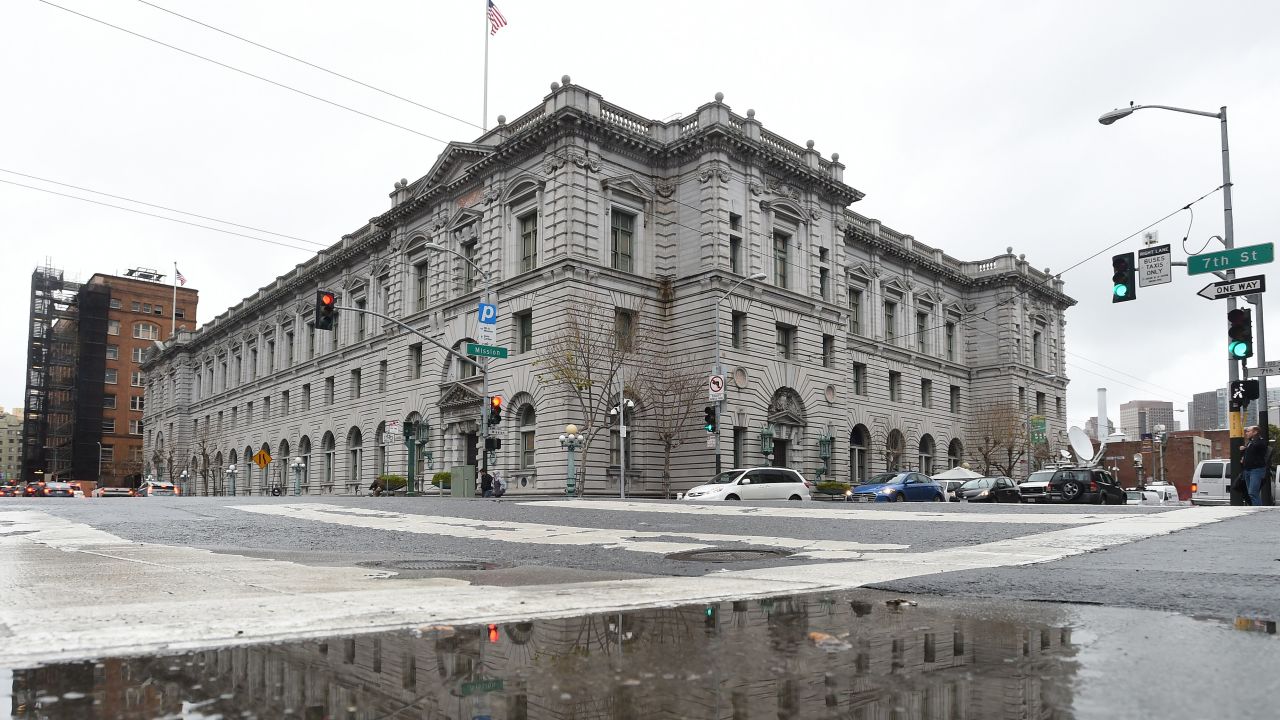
[1190,458,1277,505]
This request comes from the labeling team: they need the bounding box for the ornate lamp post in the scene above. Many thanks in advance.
[226,464,237,497]
[817,432,834,481]
[759,426,774,464]
[559,424,584,496]
[290,457,305,496]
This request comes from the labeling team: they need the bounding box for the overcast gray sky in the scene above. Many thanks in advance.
[2,0,1277,431]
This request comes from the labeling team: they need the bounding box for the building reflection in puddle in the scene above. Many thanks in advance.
[9,590,1080,719]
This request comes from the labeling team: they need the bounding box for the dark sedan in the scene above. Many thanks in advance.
[956,476,1022,503]
[0,484,17,497]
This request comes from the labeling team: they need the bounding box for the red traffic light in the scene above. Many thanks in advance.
[490,395,503,410]
[320,292,335,306]
[488,624,500,643]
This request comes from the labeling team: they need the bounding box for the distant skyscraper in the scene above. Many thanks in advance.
[1119,400,1176,439]
[1085,416,1114,441]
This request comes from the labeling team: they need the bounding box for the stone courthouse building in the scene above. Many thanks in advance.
[142,78,1072,496]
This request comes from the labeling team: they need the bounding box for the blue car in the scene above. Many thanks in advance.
[846,471,945,502]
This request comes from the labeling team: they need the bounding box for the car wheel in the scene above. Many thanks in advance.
[1061,481,1084,503]
[725,494,740,501]
[932,494,944,502]
[893,492,905,502]
[788,494,802,501]
[1096,492,1108,505]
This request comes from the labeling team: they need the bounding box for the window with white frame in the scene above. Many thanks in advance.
[130,395,144,411]
[130,371,144,387]
[131,347,144,363]
[107,320,120,336]
[105,368,118,384]
[133,322,160,340]
[520,406,536,470]
[611,210,635,273]
[102,418,115,434]
[129,419,143,435]
[109,299,122,309]
[104,394,116,410]
[106,344,119,360]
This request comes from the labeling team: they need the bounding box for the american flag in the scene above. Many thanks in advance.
[488,0,507,35]
[175,267,187,286]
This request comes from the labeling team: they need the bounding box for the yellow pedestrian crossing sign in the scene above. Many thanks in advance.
[252,449,272,469]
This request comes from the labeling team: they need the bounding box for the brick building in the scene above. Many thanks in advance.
[1096,429,1225,499]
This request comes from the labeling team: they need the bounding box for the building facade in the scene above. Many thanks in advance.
[142,81,1073,496]
[0,407,23,483]
[1118,400,1178,440]
[1187,387,1273,431]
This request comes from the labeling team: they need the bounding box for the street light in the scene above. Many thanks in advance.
[290,457,305,496]
[1099,102,1266,505]
[610,396,636,499]
[423,241,495,481]
[559,424,584,496]
[226,463,237,496]
[179,469,189,496]
[713,272,766,473]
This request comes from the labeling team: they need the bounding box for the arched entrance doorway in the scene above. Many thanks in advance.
[764,388,807,468]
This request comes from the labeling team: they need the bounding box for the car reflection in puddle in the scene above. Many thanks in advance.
[8,589,1082,719]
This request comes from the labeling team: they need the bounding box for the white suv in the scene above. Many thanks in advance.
[680,468,812,501]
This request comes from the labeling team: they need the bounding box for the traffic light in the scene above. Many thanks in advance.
[1111,252,1136,303]
[704,605,718,631]
[488,624,500,643]
[484,437,503,451]
[488,395,503,426]
[1229,379,1260,411]
[1227,308,1253,359]
[703,405,716,433]
[315,290,337,330]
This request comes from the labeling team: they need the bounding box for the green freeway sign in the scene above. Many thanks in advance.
[465,343,508,359]
[461,678,504,696]
[1187,242,1273,276]
[1029,415,1047,445]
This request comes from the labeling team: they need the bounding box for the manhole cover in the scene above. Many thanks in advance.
[358,559,498,571]
[666,548,792,563]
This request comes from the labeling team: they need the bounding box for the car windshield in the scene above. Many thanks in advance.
[865,472,905,486]
[1126,491,1142,500]
[709,472,742,484]
[959,478,994,490]
[1025,471,1056,484]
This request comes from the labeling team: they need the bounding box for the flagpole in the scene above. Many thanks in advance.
[482,0,490,131]
[171,262,178,337]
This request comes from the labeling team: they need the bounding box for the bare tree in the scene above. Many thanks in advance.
[195,428,215,496]
[536,301,650,495]
[635,351,706,498]
[970,402,1029,477]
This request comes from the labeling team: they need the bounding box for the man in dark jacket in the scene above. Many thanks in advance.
[480,472,494,498]
[1241,425,1268,506]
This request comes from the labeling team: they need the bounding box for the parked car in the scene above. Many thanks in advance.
[846,472,945,502]
[1126,489,1161,505]
[937,479,967,502]
[956,476,1022,503]
[41,481,76,497]
[1143,482,1181,502]
[23,483,43,497]
[1019,467,1125,505]
[0,484,18,497]
[137,481,178,497]
[680,468,812,501]
[93,486,136,497]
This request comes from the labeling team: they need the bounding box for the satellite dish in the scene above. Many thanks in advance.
[1059,449,1071,460]
[1068,427,1095,465]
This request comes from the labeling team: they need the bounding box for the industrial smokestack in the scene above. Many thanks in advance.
[1097,388,1109,438]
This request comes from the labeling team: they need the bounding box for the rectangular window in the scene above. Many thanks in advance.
[263,396,271,420]
[379,361,388,392]
[102,418,115,434]
[516,311,533,353]
[101,445,114,462]
[284,331,294,369]
[819,268,830,301]
[822,334,835,368]
[921,379,933,408]
[409,343,423,379]
[130,347,143,363]
[614,309,636,351]
[1057,396,1064,420]
[107,320,120,336]
[130,395,144,411]
[945,321,956,361]
[1036,391,1046,415]
[852,363,866,395]
[105,368,118,384]
[729,212,741,231]
[773,231,789,289]
[355,298,367,341]
[611,210,635,273]
[414,261,430,312]
[133,323,159,340]
[246,401,253,425]
[248,347,258,381]
[104,394,116,410]
[521,430,535,469]
[233,354,242,386]
[733,427,745,468]
[154,305,162,316]
[131,301,141,312]
[266,340,275,374]
[351,369,362,399]
[729,236,742,274]
[520,212,538,272]
[282,389,290,417]
[731,311,746,349]
[106,345,119,360]
[302,383,311,412]
[142,303,152,314]
[307,322,316,359]
[849,289,862,335]
[109,298,122,309]
[325,376,335,405]
[775,324,794,360]
[1033,330,1044,368]
[1019,386,1026,409]
[175,307,185,319]
[884,302,897,343]
[950,385,961,413]
[916,312,928,353]
[130,371,143,387]
[462,240,477,293]
[889,371,901,402]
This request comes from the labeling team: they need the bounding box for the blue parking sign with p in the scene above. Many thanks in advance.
[478,302,497,325]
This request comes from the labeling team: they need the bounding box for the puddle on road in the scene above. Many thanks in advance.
[4,590,1273,719]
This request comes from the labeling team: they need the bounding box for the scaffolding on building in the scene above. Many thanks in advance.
[22,266,83,482]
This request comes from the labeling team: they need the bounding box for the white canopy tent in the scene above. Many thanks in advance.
[930,466,984,480]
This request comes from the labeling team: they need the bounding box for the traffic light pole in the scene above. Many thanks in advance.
[1248,293,1272,505]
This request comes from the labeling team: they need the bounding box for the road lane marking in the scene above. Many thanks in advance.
[0,505,1255,667]
[232,503,909,558]
[530,499,1145,524]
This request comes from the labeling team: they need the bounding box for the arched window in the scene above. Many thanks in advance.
[346,427,362,490]
[519,406,536,470]
[885,430,905,472]
[133,321,160,340]
[918,434,936,475]
[849,425,869,484]
[948,438,964,469]
[375,422,388,477]
[278,439,291,491]
[244,446,254,493]
[214,451,224,495]
[228,449,239,495]
[298,436,312,490]
[321,432,336,489]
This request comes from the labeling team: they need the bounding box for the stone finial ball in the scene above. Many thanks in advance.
[715,92,724,102]
[497,115,506,125]
[806,140,815,149]
[561,74,571,84]
[400,178,407,185]
[551,82,560,91]
[832,153,840,162]
[747,109,756,118]
[1006,246,1014,254]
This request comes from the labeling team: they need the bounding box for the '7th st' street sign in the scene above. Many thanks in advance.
[1187,242,1274,275]
[1196,275,1266,301]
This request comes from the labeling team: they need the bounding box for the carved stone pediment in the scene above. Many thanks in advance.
[766,387,807,427]
[438,381,484,411]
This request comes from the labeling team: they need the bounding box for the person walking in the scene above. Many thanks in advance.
[1240,425,1268,506]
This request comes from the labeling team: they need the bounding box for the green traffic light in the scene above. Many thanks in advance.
[1113,284,1128,298]
[1229,340,1249,358]
[704,423,714,432]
